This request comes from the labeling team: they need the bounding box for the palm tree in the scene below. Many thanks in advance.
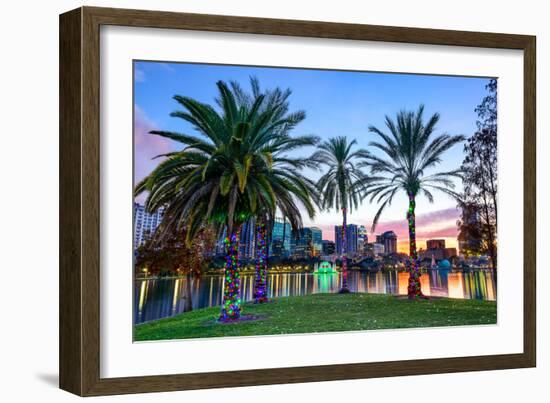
[313,137,371,293]
[135,78,318,320]
[225,80,320,304]
[362,105,465,299]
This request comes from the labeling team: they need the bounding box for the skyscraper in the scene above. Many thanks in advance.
[310,227,323,256]
[358,225,368,255]
[133,202,164,250]
[458,204,483,256]
[376,231,397,255]
[239,218,256,260]
[426,239,446,250]
[335,224,359,256]
[291,227,322,259]
[322,240,336,255]
[270,217,291,257]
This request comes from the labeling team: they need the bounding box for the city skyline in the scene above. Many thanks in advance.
[134,62,486,255]
[133,200,459,256]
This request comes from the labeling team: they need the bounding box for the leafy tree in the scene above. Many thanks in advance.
[135,226,215,312]
[136,78,318,320]
[135,226,216,276]
[226,80,320,304]
[459,79,498,269]
[456,202,484,258]
[313,137,372,293]
[362,105,465,299]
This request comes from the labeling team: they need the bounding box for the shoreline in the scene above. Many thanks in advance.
[135,266,496,281]
[134,293,497,341]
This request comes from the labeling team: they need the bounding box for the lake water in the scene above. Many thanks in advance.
[134,270,496,324]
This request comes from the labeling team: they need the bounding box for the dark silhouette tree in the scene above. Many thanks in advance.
[460,79,498,269]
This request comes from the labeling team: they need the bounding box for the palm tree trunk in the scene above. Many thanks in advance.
[253,219,269,303]
[407,193,425,299]
[339,207,350,293]
[219,225,242,321]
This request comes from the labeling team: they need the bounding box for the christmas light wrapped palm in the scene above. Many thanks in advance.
[135,78,318,320]
[253,218,269,303]
[361,105,465,299]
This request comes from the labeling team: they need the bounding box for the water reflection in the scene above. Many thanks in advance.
[135,269,496,324]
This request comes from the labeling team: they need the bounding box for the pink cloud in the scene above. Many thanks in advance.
[319,207,460,249]
[374,207,459,246]
[134,105,173,203]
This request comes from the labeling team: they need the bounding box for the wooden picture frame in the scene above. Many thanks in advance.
[59,6,536,396]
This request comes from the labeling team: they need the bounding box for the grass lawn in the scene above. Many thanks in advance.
[134,293,496,341]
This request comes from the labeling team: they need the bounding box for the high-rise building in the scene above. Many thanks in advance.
[426,239,446,250]
[335,224,359,256]
[239,218,256,260]
[420,239,455,261]
[458,204,483,256]
[310,227,323,256]
[291,227,322,259]
[133,202,164,250]
[270,217,291,257]
[376,231,397,255]
[373,243,385,256]
[357,225,368,255]
[322,240,336,255]
[445,247,458,259]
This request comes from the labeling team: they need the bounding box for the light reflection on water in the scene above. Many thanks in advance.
[134,270,496,324]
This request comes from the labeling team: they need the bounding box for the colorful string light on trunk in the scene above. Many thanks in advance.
[219,227,242,320]
[406,193,424,299]
[253,220,268,303]
[340,207,350,293]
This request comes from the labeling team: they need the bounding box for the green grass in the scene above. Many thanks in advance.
[134,293,496,341]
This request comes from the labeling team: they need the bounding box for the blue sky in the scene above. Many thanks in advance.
[134,60,492,250]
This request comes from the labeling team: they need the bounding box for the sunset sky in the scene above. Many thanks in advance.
[134,61,492,254]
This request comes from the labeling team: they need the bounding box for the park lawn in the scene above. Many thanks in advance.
[134,293,496,341]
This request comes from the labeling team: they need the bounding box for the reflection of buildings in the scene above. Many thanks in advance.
[322,240,336,255]
[463,270,495,300]
[133,202,164,249]
[397,272,409,295]
[447,272,465,299]
[376,231,397,255]
[367,272,384,293]
[419,274,431,296]
[291,227,322,258]
[428,269,449,297]
[335,224,359,256]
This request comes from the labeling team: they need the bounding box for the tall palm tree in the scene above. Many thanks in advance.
[226,79,320,304]
[362,105,465,299]
[313,137,371,293]
[135,79,318,320]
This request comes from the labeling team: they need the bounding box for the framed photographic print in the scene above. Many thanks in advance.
[59,6,536,396]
